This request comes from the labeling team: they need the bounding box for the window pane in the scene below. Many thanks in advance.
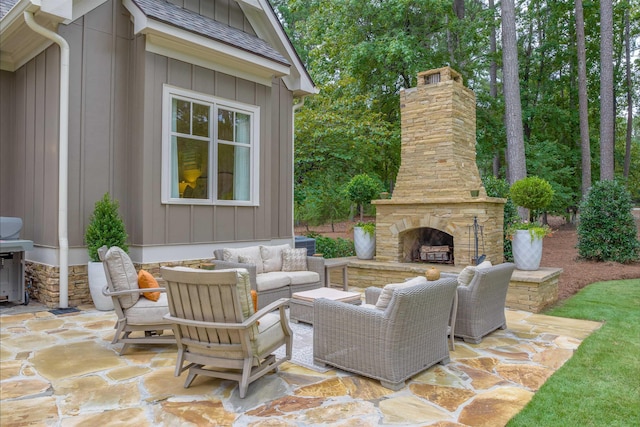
[172,99,190,134]
[235,113,250,144]
[175,137,209,199]
[218,109,233,141]
[192,103,210,137]
[217,144,250,201]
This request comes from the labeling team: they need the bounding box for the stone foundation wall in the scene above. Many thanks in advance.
[25,259,212,308]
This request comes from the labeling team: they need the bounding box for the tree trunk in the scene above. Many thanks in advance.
[575,0,591,195]
[623,6,632,178]
[599,0,615,180]
[489,0,500,177]
[501,0,528,219]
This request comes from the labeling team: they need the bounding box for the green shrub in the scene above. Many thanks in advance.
[510,176,554,220]
[85,193,128,262]
[577,180,640,263]
[305,233,355,259]
[482,175,519,261]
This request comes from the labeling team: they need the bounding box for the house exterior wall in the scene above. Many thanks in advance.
[1,0,295,270]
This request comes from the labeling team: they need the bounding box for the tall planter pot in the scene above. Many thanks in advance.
[511,230,543,271]
[354,227,375,260]
[88,261,114,311]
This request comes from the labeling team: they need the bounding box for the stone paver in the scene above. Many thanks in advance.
[0,304,601,426]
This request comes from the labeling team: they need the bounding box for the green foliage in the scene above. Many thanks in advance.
[355,221,375,237]
[85,193,128,262]
[295,176,350,228]
[304,233,355,259]
[482,175,519,261]
[345,174,382,220]
[508,279,640,426]
[577,180,640,263]
[510,176,554,215]
[506,222,553,241]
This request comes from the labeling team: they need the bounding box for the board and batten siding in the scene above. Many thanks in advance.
[133,47,294,246]
[1,0,296,258]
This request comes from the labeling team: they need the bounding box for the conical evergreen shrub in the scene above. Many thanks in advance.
[85,193,128,262]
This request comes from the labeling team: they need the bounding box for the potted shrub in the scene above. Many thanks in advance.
[353,221,376,260]
[345,174,381,221]
[84,193,129,310]
[508,176,554,270]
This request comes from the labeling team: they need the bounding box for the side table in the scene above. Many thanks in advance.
[324,258,349,290]
[290,287,362,324]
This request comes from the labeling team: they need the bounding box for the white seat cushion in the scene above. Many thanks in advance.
[253,312,287,355]
[256,272,291,291]
[285,271,320,285]
[124,293,170,325]
[375,276,428,310]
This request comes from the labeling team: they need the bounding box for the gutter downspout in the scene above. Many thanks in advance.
[23,11,70,308]
[291,96,306,240]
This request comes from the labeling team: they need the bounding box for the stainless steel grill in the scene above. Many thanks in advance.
[0,217,34,304]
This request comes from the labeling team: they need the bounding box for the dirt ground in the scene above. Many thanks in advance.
[294,216,640,302]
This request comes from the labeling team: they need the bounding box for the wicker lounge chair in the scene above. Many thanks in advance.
[160,267,292,398]
[313,277,457,390]
[449,262,516,344]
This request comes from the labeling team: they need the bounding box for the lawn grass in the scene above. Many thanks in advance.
[507,279,640,427]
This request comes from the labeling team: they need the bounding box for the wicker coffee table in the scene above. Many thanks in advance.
[290,287,362,325]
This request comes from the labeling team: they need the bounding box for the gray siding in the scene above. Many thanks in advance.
[134,51,294,245]
[1,0,294,253]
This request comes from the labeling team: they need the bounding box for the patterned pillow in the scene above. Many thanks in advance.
[375,276,427,310]
[282,248,307,272]
[223,246,263,274]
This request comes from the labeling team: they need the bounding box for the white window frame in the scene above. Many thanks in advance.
[161,85,260,206]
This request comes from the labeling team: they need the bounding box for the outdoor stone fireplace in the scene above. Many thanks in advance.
[374,67,505,267]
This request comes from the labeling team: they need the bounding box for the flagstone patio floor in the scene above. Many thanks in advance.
[0,297,601,426]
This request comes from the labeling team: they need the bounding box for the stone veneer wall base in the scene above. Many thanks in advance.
[24,259,213,308]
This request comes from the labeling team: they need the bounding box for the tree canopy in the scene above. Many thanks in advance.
[274,0,640,225]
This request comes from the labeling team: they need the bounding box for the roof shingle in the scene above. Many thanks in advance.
[132,0,289,66]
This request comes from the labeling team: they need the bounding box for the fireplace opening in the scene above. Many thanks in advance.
[401,228,454,264]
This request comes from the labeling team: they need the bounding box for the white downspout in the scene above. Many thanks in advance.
[291,96,306,239]
[23,11,70,308]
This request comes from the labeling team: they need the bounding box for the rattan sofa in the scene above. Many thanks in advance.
[213,245,324,310]
[313,277,457,390]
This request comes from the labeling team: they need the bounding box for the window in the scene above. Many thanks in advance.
[162,86,259,205]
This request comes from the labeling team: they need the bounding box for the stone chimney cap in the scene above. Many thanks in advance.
[417,66,463,86]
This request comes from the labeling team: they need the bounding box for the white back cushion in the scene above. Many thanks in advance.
[102,247,139,309]
[375,276,427,310]
[260,244,291,273]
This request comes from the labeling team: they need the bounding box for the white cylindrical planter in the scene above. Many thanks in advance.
[354,227,376,260]
[87,262,114,311]
[512,230,543,271]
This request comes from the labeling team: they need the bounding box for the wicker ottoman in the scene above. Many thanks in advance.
[290,287,362,325]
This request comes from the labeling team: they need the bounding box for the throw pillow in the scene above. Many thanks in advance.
[260,244,291,272]
[282,248,307,272]
[477,260,493,269]
[457,266,477,287]
[223,246,263,274]
[375,276,427,310]
[138,270,161,301]
[238,255,257,266]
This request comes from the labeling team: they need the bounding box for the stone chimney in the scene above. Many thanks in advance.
[374,67,505,266]
[392,67,486,201]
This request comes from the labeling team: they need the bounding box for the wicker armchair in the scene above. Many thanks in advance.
[313,277,457,390]
[448,262,516,344]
